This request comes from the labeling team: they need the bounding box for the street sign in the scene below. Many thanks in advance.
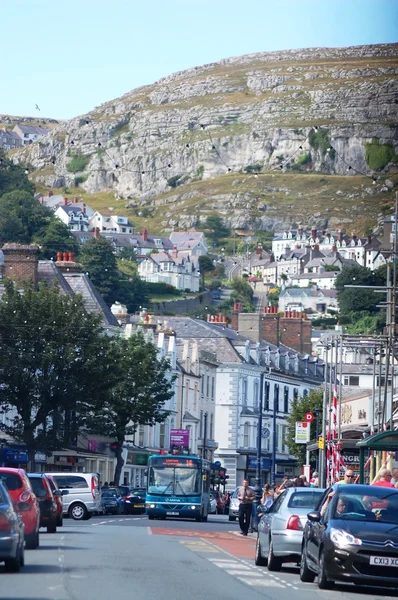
[304,412,314,422]
[295,422,310,444]
[318,436,324,449]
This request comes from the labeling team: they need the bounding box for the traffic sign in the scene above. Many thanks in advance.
[304,412,314,422]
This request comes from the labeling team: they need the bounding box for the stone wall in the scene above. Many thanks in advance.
[151,291,213,315]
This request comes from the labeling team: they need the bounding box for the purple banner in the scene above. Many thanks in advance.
[170,428,189,447]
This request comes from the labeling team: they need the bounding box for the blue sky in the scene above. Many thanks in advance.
[1,0,397,120]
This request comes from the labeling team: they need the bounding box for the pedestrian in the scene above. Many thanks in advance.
[335,469,356,484]
[261,484,274,510]
[390,468,398,486]
[223,492,231,515]
[237,478,255,536]
[293,476,305,487]
[309,471,319,487]
[371,468,395,488]
[299,474,309,487]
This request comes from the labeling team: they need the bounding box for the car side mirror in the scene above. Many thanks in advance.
[61,489,69,496]
[307,511,321,522]
[53,490,62,497]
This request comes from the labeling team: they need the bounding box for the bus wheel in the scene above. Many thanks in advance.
[202,515,208,522]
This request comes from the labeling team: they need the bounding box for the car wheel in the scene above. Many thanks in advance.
[148,515,154,520]
[69,502,87,521]
[255,536,267,566]
[47,518,57,534]
[318,549,333,589]
[20,543,25,567]
[4,556,20,573]
[25,529,39,550]
[228,516,237,521]
[300,545,315,582]
[267,538,282,571]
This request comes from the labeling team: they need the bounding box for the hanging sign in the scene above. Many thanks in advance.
[295,422,310,444]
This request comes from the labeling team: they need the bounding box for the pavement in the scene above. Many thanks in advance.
[1,513,398,600]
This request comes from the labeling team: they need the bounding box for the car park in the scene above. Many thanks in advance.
[101,487,123,515]
[48,472,101,520]
[0,467,40,549]
[300,484,398,589]
[124,488,146,514]
[0,481,25,572]
[27,474,58,533]
[228,487,240,521]
[255,486,325,571]
[45,473,65,526]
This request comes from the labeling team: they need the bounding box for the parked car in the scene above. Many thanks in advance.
[124,488,146,514]
[45,473,65,527]
[27,474,58,533]
[300,484,398,589]
[0,467,40,549]
[101,488,123,515]
[0,481,25,572]
[48,472,101,521]
[255,486,325,571]
[208,494,217,515]
[228,487,240,521]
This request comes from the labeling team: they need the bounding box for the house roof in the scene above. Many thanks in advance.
[0,129,21,141]
[280,288,337,298]
[62,273,119,328]
[291,271,339,280]
[169,232,206,247]
[14,125,50,135]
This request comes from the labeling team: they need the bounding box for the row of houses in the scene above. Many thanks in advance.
[0,124,50,149]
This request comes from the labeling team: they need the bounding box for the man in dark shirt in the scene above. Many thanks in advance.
[237,479,255,536]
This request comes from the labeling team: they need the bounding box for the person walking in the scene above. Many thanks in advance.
[371,468,395,488]
[237,478,255,536]
[335,469,356,484]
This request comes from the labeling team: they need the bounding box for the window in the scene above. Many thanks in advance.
[201,374,204,395]
[200,411,203,438]
[274,384,279,412]
[343,375,360,386]
[243,422,250,447]
[210,413,213,439]
[206,376,210,398]
[376,376,392,387]
[284,386,289,413]
[211,377,215,400]
[138,425,145,446]
[242,378,248,406]
[159,423,165,449]
[264,381,270,411]
[52,475,88,489]
[254,380,259,410]
[293,388,298,403]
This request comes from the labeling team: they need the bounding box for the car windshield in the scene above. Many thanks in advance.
[288,491,324,509]
[148,466,201,495]
[102,489,118,497]
[333,490,398,523]
[130,489,145,495]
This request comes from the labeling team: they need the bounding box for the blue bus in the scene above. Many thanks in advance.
[146,454,211,521]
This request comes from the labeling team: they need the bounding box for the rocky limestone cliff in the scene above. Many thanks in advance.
[13,43,398,231]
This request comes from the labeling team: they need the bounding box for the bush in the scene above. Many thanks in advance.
[193,165,204,180]
[74,175,88,186]
[365,140,398,171]
[66,153,90,173]
[146,282,182,296]
[244,162,263,174]
[296,152,312,166]
[167,175,183,188]
[308,128,331,155]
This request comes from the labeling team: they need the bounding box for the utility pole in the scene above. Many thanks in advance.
[203,412,208,460]
[254,372,264,506]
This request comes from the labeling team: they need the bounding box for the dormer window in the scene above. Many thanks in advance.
[154,239,162,247]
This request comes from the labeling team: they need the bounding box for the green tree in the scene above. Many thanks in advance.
[79,237,120,304]
[204,215,230,246]
[0,150,35,196]
[86,332,174,484]
[33,218,80,260]
[119,247,137,262]
[0,190,52,244]
[230,277,255,311]
[198,255,215,288]
[285,389,323,466]
[335,265,385,316]
[117,275,149,314]
[0,281,113,466]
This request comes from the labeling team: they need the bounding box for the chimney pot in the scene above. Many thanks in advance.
[68,252,74,262]
[63,252,68,262]
[63,197,68,206]
[48,191,53,197]
[56,251,63,262]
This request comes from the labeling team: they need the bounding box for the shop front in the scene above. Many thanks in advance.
[122,450,149,487]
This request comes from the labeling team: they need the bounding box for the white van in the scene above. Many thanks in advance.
[47,473,101,520]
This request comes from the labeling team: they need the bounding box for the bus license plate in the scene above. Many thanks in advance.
[370,556,398,567]
[167,511,179,516]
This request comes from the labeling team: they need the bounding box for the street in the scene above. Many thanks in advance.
[1,515,398,600]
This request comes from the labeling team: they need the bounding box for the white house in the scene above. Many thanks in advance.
[289,271,339,289]
[13,124,50,145]
[279,288,338,314]
[54,203,91,232]
[138,250,200,292]
[88,212,134,234]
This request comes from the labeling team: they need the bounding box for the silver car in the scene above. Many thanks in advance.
[228,487,240,521]
[255,487,325,571]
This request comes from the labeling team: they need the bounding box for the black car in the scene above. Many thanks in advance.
[124,488,146,514]
[0,481,25,572]
[27,474,58,533]
[300,484,398,589]
[101,487,123,515]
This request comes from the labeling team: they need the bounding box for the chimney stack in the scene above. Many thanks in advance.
[63,197,68,206]
[2,244,39,288]
[337,229,343,243]
[55,250,82,273]
[142,229,148,242]
[94,227,100,239]
[48,190,53,197]
[367,234,372,244]
[311,226,317,239]
[331,245,337,253]
[231,302,242,331]
[352,232,357,242]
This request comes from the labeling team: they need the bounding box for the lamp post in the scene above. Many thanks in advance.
[203,412,208,460]
[253,372,264,511]
[271,387,277,486]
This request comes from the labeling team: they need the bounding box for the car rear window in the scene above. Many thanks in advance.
[53,475,88,489]
[288,491,324,509]
[28,477,45,494]
[0,472,23,491]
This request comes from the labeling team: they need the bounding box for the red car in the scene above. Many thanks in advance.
[45,473,63,526]
[0,467,40,549]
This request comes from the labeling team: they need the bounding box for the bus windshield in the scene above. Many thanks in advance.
[148,466,201,496]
